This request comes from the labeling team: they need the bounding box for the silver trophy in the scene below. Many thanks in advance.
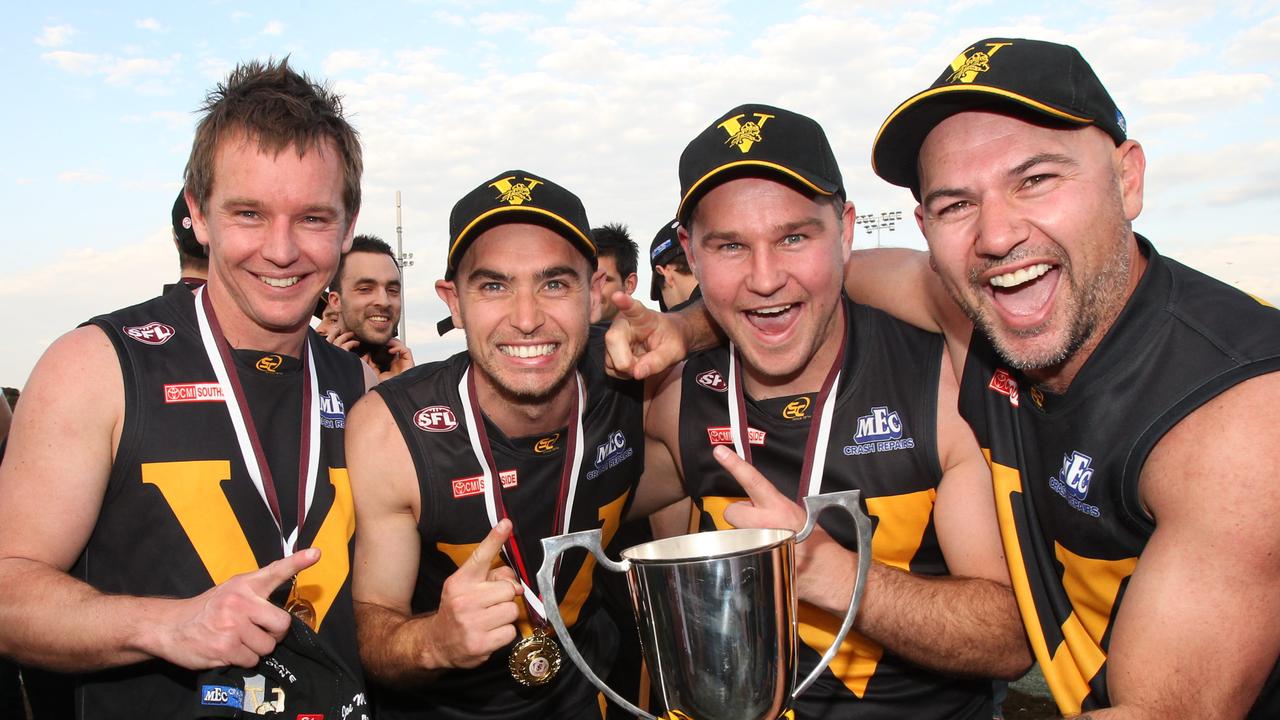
[538,490,872,720]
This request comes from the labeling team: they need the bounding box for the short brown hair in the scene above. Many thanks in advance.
[184,57,362,221]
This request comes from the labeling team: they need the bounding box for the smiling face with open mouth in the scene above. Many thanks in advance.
[335,249,402,346]
[684,177,852,396]
[916,111,1145,386]
[193,132,355,352]
[438,222,597,412]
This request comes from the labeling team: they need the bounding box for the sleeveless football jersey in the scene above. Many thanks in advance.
[959,236,1280,716]
[371,330,644,720]
[73,285,366,719]
[678,297,991,720]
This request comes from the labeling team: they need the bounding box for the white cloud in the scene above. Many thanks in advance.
[14,178,33,186]
[324,49,382,76]
[1165,234,1280,305]
[473,12,541,34]
[1226,14,1280,64]
[41,51,180,90]
[35,24,76,48]
[136,18,165,32]
[0,236,174,388]
[263,20,285,36]
[57,170,108,184]
[231,10,251,22]
[1134,72,1273,107]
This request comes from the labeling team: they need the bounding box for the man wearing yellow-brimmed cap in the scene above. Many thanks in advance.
[347,170,647,720]
[853,37,1280,718]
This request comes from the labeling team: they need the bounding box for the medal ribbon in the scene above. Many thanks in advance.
[727,308,847,499]
[459,366,585,626]
[194,286,320,557]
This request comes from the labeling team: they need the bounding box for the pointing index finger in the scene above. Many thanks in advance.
[245,547,321,597]
[712,444,786,507]
[459,518,512,582]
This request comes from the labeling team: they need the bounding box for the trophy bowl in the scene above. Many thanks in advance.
[538,490,872,720]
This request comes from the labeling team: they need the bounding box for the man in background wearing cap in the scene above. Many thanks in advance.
[166,189,208,292]
[632,104,1029,719]
[324,234,415,379]
[0,59,372,718]
[590,222,640,324]
[648,219,700,313]
[849,38,1280,717]
[347,170,644,719]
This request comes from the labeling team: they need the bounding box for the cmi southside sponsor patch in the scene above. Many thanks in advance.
[586,430,634,480]
[1049,451,1101,517]
[706,426,765,446]
[200,684,244,709]
[164,382,224,404]
[414,405,457,433]
[452,470,518,499]
[124,321,176,345]
[988,368,1020,408]
[843,406,916,456]
[320,390,346,429]
[696,369,728,392]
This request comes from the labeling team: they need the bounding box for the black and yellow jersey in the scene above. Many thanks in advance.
[74,285,366,719]
[371,330,644,720]
[959,236,1280,717]
[678,297,992,720]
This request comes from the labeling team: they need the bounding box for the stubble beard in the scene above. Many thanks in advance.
[952,225,1133,373]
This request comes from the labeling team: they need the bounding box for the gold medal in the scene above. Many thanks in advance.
[508,629,562,686]
[285,580,317,630]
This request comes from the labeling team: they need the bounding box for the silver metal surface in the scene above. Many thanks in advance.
[538,489,872,720]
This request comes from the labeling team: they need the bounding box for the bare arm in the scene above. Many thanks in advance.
[348,392,520,686]
[845,248,974,377]
[849,348,1029,678]
[718,349,1030,680]
[626,364,688,521]
[0,326,311,672]
[1085,372,1280,719]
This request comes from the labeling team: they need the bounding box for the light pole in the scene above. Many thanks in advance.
[854,210,903,247]
[395,191,415,343]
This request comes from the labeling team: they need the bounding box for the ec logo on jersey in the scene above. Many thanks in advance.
[200,684,244,709]
[587,430,634,480]
[844,406,916,456]
[717,112,775,153]
[534,433,560,454]
[414,405,457,432]
[1048,451,1102,517]
[696,369,727,392]
[319,390,346,429]
[124,321,176,345]
[782,397,810,421]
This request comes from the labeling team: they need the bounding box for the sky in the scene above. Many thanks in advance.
[2,1,1278,388]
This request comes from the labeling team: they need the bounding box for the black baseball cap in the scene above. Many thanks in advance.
[648,219,683,305]
[195,618,368,719]
[172,189,207,259]
[677,103,844,225]
[438,169,596,334]
[872,38,1127,192]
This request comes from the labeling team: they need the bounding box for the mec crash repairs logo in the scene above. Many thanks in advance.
[843,406,915,456]
[1049,451,1101,517]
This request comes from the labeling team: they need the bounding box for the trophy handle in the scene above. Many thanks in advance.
[791,489,875,698]
[538,529,657,720]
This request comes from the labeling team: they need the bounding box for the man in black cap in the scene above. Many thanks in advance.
[847,37,1280,719]
[167,189,209,292]
[648,219,700,313]
[347,170,645,719]
[633,103,1029,719]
